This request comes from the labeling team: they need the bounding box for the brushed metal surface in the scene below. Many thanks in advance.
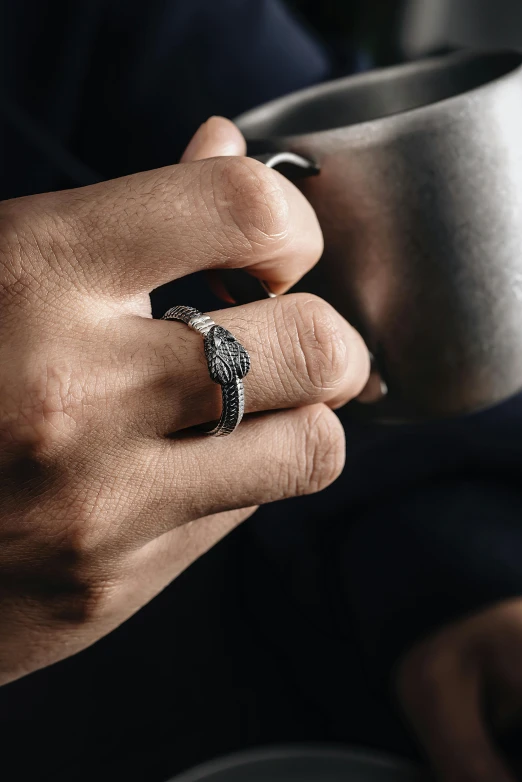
[236,51,522,419]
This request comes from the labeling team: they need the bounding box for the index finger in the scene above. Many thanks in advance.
[23,150,323,298]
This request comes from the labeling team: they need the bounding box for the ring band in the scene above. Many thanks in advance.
[161,306,251,437]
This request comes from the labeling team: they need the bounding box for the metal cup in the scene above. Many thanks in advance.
[236,51,522,421]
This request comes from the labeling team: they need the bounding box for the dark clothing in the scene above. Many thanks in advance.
[1,2,522,780]
[0,0,329,197]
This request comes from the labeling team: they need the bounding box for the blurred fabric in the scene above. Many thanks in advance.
[0,0,330,200]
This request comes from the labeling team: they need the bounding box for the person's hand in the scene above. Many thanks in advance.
[397,598,522,781]
[0,117,369,685]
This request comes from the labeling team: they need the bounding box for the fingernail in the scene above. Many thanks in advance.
[356,352,388,404]
[259,280,277,298]
[181,121,208,162]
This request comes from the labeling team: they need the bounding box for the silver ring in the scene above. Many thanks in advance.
[161,306,251,437]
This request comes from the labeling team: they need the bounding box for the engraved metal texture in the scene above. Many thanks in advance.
[161,306,250,436]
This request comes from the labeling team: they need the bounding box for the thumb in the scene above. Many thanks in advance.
[181,115,246,162]
[398,650,516,782]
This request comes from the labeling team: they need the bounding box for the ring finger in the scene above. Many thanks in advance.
[120,293,370,435]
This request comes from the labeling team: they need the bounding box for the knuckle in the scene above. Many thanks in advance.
[210,157,291,254]
[6,546,116,626]
[295,404,345,494]
[47,577,117,625]
[278,294,351,400]
[0,474,124,626]
[0,357,81,458]
[0,485,117,628]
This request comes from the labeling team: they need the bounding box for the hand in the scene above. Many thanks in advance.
[0,117,369,685]
[397,598,522,781]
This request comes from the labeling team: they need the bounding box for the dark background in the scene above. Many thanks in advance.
[290,0,404,65]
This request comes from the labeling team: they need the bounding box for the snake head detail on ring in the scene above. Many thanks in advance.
[204,325,251,385]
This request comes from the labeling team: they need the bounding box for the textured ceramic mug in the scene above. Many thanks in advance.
[236,51,522,420]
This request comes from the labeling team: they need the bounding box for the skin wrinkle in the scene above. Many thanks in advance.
[279,414,303,499]
[0,261,44,306]
[130,163,229,273]
[279,297,314,399]
[282,297,329,400]
[144,166,223,271]
[51,184,158,292]
[227,307,288,404]
[121,455,200,537]
[265,300,301,401]
[34,210,94,295]
[12,211,80,295]
[212,157,291,253]
[0,206,44,288]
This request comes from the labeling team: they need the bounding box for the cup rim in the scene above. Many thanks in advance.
[235,50,522,140]
[168,744,425,782]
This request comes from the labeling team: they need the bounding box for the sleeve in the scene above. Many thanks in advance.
[201,0,332,115]
[333,393,522,694]
[88,0,333,178]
